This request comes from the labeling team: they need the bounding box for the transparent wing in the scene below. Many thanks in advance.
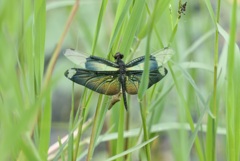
[125,48,174,71]
[151,48,174,65]
[64,49,88,68]
[64,49,119,71]
[65,68,121,95]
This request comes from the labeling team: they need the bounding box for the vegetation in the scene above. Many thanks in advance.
[0,0,239,161]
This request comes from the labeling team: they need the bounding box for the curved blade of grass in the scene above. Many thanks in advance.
[106,136,158,161]
[149,84,174,112]
[50,118,92,161]
[188,94,211,156]
[182,29,215,60]
[174,61,212,117]
[52,120,227,160]
[203,0,218,29]
[20,135,42,161]
[179,62,213,72]
[91,123,226,146]
[217,24,239,53]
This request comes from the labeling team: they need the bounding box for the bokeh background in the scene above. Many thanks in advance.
[0,0,240,161]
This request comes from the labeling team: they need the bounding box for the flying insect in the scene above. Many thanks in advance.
[64,48,173,110]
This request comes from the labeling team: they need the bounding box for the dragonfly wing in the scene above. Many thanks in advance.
[86,55,119,71]
[151,48,174,65]
[148,67,168,88]
[64,49,119,71]
[125,55,158,71]
[64,49,88,68]
[125,71,141,94]
[125,48,174,70]
[125,68,168,94]
[65,68,121,95]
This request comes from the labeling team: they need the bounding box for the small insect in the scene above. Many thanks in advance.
[178,2,187,19]
[64,48,174,110]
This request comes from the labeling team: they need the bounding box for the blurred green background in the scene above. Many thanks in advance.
[0,0,240,161]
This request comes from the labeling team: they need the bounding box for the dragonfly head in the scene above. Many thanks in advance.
[114,52,124,60]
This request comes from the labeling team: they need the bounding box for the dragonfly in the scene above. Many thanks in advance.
[64,48,174,110]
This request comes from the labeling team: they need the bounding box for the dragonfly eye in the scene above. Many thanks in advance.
[114,52,124,60]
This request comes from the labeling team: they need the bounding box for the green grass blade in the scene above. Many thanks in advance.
[33,0,49,159]
[226,1,238,161]
[91,0,109,55]
[116,104,125,161]
[205,0,221,160]
[106,136,158,161]
[168,63,204,161]
[107,0,132,55]
[118,0,145,55]
[38,93,52,159]
[33,0,46,95]
[21,135,42,161]
[233,51,240,160]
[86,95,104,161]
